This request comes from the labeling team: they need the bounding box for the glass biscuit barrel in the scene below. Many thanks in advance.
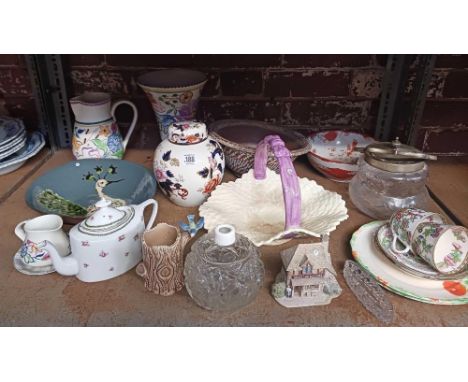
[349,138,437,219]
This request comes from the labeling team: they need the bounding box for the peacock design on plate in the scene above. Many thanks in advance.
[36,164,126,217]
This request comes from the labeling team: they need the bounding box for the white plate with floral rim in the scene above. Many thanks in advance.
[375,223,468,280]
[351,221,468,305]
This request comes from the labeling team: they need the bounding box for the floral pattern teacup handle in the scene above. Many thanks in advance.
[390,230,411,254]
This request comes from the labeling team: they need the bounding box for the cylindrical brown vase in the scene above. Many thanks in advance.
[136,223,190,296]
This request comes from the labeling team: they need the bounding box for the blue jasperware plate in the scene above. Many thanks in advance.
[26,159,157,224]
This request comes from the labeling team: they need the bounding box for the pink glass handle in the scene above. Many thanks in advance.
[254,134,301,230]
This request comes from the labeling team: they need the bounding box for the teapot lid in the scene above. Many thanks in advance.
[78,198,135,236]
[364,137,437,173]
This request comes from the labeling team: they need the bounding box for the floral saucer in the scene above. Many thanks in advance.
[375,223,468,280]
[13,249,55,276]
[351,221,468,305]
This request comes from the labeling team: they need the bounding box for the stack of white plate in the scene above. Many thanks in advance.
[0,117,45,175]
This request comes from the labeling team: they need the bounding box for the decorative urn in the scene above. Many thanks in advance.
[153,121,225,207]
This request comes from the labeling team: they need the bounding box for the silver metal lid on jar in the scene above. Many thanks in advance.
[364,138,437,173]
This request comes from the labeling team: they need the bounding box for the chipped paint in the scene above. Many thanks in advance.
[350,70,384,98]
[71,70,129,94]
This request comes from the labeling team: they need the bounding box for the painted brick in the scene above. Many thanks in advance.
[199,100,282,124]
[265,70,349,97]
[435,54,468,69]
[0,68,32,96]
[3,96,38,129]
[282,100,372,127]
[220,71,262,96]
[0,55,20,66]
[350,69,384,98]
[192,54,282,68]
[63,54,105,67]
[421,100,468,127]
[442,70,468,98]
[112,96,155,124]
[405,70,448,98]
[419,128,468,154]
[127,122,161,148]
[283,55,372,68]
[70,69,132,95]
[376,55,388,67]
[201,72,220,97]
[106,54,196,68]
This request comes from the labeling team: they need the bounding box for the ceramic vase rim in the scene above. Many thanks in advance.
[143,223,181,249]
[70,91,111,105]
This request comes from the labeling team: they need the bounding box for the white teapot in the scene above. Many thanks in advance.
[43,198,157,282]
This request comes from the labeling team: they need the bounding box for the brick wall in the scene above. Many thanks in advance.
[1,54,468,154]
[0,55,38,129]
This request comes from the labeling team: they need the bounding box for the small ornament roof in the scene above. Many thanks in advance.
[280,243,336,276]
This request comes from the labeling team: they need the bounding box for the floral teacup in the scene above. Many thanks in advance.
[412,223,468,274]
[389,208,445,254]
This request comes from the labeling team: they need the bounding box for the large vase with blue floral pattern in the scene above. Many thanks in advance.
[70,92,138,160]
[137,69,207,141]
[153,121,224,207]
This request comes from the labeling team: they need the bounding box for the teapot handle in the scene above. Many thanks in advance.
[110,100,138,150]
[137,199,158,230]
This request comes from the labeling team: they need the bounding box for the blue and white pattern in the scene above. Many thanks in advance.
[0,117,25,146]
[0,132,45,175]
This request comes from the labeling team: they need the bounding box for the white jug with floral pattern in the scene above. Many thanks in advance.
[70,92,138,159]
[153,121,225,207]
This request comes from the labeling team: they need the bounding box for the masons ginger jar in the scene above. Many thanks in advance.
[153,121,225,207]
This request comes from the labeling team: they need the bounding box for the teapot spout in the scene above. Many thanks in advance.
[43,240,79,276]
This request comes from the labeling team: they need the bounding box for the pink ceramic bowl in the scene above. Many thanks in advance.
[307,130,375,182]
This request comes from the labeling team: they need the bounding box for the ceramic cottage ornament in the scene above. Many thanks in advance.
[70,92,138,159]
[42,197,158,282]
[154,121,225,207]
[271,242,342,308]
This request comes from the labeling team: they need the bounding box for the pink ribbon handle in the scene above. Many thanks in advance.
[254,134,301,231]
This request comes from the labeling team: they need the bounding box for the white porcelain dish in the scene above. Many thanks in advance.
[0,132,45,175]
[0,129,26,153]
[199,168,348,246]
[0,134,27,160]
[307,130,375,182]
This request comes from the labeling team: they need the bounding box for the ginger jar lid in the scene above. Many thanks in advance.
[78,198,135,236]
[168,121,207,145]
[364,137,437,173]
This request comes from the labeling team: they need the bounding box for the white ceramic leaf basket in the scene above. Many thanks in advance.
[199,135,348,246]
